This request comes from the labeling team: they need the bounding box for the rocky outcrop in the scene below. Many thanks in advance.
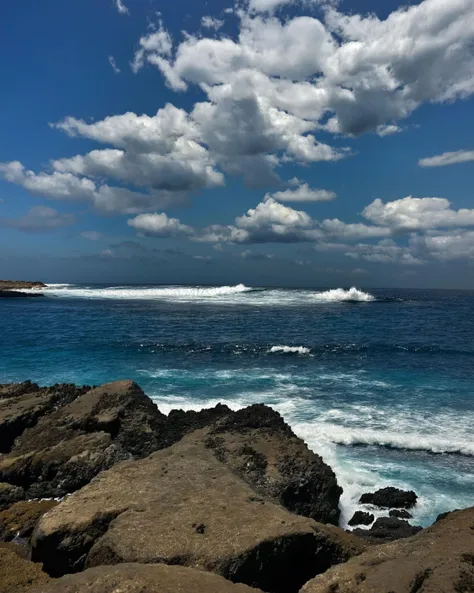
[301,507,474,593]
[390,509,413,519]
[0,500,58,543]
[31,563,264,593]
[352,517,422,543]
[0,545,49,592]
[0,281,46,290]
[32,434,364,593]
[348,512,374,527]
[359,487,417,509]
[0,290,43,298]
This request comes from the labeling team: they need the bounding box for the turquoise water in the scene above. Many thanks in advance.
[1,283,474,527]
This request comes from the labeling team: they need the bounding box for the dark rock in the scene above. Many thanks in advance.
[359,487,417,509]
[389,509,412,520]
[435,509,460,523]
[0,290,43,297]
[0,483,23,510]
[32,434,364,593]
[0,545,50,592]
[205,404,342,525]
[0,500,58,543]
[352,517,422,543]
[0,281,46,290]
[348,511,374,526]
[31,563,264,593]
[300,507,474,593]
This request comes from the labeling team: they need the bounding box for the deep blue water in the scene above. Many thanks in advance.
[1,283,473,527]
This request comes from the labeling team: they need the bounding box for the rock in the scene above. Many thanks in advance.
[390,509,413,519]
[32,434,364,593]
[359,487,417,509]
[0,545,49,592]
[300,507,474,593]
[30,563,264,593]
[0,483,24,510]
[0,281,46,290]
[204,404,342,525]
[0,500,58,543]
[352,517,422,543]
[348,511,374,526]
[0,290,43,298]
[0,381,170,500]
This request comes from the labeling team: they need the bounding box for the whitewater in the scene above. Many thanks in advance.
[2,283,474,528]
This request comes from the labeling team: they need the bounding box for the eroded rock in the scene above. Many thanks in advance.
[348,511,374,527]
[0,500,58,543]
[0,545,49,592]
[359,487,417,509]
[301,507,474,593]
[32,434,364,593]
[352,517,422,543]
[389,509,413,520]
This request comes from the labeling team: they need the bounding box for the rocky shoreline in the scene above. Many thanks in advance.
[0,281,46,299]
[0,380,472,592]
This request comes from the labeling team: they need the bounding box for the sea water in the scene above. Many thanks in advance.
[1,284,473,527]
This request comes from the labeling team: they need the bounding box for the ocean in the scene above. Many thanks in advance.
[1,283,473,528]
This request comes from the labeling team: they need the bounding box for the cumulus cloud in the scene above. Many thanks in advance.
[362,196,474,231]
[268,182,336,202]
[376,125,402,137]
[0,206,75,232]
[115,0,129,15]
[201,16,224,30]
[127,212,193,237]
[418,150,474,167]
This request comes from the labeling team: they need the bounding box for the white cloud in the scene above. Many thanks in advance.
[268,182,336,202]
[127,212,193,237]
[0,206,75,232]
[319,218,391,239]
[362,196,474,231]
[108,56,121,74]
[376,125,402,137]
[413,230,474,261]
[115,0,129,15]
[201,16,224,30]
[418,150,474,167]
[81,231,102,241]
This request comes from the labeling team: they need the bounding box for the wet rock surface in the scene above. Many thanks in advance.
[348,511,374,527]
[389,509,413,519]
[359,487,418,509]
[31,563,264,593]
[301,507,474,593]
[352,517,423,543]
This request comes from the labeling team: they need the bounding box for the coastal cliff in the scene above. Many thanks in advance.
[0,281,46,298]
[0,380,471,593]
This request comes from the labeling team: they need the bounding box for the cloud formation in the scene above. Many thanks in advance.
[0,206,75,232]
[115,0,129,16]
[419,150,474,168]
[267,182,336,202]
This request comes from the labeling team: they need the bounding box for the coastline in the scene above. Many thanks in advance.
[0,281,46,299]
[1,379,472,593]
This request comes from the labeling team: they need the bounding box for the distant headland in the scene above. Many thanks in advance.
[0,280,46,298]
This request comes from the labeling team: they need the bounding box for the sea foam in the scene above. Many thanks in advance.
[269,345,311,354]
[311,287,375,303]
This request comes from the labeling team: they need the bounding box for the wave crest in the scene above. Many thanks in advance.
[312,287,375,303]
[269,345,311,355]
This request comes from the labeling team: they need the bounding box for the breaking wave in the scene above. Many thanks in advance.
[311,287,375,303]
[269,345,311,354]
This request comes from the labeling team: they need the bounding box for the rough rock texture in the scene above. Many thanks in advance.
[348,512,374,527]
[0,500,58,543]
[31,563,264,593]
[359,487,417,509]
[352,517,422,543]
[32,434,364,593]
[390,509,413,519]
[0,290,43,298]
[0,482,24,509]
[204,404,342,525]
[0,545,50,592]
[0,281,46,290]
[301,507,474,593]
[0,381,172,501]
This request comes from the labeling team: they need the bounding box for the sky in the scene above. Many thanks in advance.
[0,0,474,288]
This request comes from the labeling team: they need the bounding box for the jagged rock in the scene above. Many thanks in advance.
[300,507,474,593]
[31,563,264,593]
[0,281,46,290]
[204,404,342,525]
[390,509,413,519]
[0,483,23,510]
[0,500,58,543]
[0,545,49,592]
[348,511,374,526]
[32,434,364,593]
[359,487,417,509]
[352,517,422,543]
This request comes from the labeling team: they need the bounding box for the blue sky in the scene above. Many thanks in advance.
[0,0,473,287]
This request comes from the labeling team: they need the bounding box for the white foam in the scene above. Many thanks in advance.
[310,287,375,303]
[269,345,311,354]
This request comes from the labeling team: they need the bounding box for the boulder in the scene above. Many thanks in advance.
[348,511,374,527]
[359,487,417,509]
[352,517,422,543]
[0,545,49,592]
[32,434,364,593]
[0,500,58,543]
[300,508,474,593]
[203,404,342,525]
[30,563,264,593]
[390,509,412,519]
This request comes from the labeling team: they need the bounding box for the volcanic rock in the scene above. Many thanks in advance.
[352,517,422,543]
[0,290,43,298]
[359,487,417,509]
[31,563,265,593]
[0,281,46,290]
[300,507,474,593]
[0,500,58,543]
[390,509,413,519]
[32,434,364,593]
[0,545,49,592]
[348,511,374,526]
